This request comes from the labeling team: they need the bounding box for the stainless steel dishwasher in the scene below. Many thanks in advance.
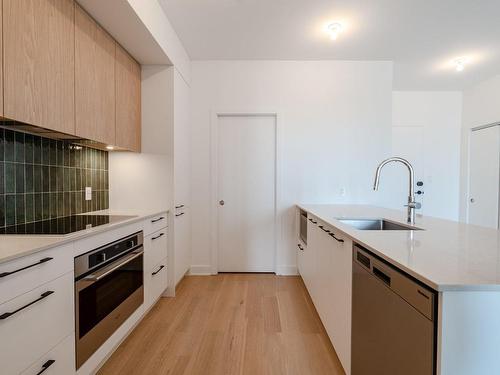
[352,245,437,375]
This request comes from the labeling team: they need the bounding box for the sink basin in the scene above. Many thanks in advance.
[336,218,422,231]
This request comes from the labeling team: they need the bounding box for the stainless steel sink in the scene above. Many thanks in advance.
[336,218,422,231]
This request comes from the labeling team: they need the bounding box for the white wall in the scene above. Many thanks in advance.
[459,75,500,221]
[109,65,174,211]
[390,91,462,220]
[190,60,393,274]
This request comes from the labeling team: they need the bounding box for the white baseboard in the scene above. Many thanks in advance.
[189,265,214,275]
[189,265,298,276]
[275,265,299,275]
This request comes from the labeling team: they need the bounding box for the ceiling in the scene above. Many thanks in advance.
[159,0,500,90]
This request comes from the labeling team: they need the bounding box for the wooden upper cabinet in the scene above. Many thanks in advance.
[75,5,115,145]
[115,44,141,152]
[3,0,75,134]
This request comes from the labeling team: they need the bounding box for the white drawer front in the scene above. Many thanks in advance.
[144,213,168,236]
[0,272,74,375]
[145,229,168,272]
[0,244,73,305]
[146,258,168,309]
[21,334,75,375]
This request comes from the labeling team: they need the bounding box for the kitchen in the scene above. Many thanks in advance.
[1,0,500,374]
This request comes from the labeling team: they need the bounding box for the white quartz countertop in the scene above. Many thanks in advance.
[298,204,500,292]
[0,209,167,265]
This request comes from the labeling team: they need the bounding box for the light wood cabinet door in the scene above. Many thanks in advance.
[115,43,141,152]
[75,5,115,145]
[3,0,75,134]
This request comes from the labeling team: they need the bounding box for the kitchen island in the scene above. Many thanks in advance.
[297,204,500,375]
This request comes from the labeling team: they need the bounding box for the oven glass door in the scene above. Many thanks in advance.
[77,253,143,339]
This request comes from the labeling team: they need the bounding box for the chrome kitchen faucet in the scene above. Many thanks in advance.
[373,157,419,224]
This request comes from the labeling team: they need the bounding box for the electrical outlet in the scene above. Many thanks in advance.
[85,187,92,201]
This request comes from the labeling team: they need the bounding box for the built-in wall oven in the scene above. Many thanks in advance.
[74,231,144,369]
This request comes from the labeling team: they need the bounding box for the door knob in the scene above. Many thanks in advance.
[470,198,475,203]
[219,200,225,206]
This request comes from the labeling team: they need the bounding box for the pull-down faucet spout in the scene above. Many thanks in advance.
[373,157,417,224]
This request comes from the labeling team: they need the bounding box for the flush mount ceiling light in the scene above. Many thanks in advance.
[452,57,469,72]
[326,22,343,40]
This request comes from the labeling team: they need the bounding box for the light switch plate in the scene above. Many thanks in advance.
[85,187,92,201]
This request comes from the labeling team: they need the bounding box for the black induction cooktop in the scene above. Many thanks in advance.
[0,215,136,235]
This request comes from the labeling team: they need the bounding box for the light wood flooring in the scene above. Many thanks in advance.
[98,274,345,375]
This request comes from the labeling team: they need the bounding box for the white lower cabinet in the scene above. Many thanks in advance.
[299,215,352,375]
[21,334,75,375]
[147,257,168,307]
[0,272,74,375]
[144,228,168,310]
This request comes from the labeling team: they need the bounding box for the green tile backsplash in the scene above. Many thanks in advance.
[0,128,109,228]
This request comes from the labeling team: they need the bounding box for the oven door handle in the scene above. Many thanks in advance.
[82,250,144,283]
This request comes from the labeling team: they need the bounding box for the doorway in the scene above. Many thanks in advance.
[212,113,278,272]
[467,125,500,228]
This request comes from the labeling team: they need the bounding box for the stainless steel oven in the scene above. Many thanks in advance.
[74,231,144,369]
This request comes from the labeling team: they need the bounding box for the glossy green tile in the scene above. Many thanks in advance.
[34,193,42,221]
[0,163,4,195]
[0,129,4,162]
[4,130,15,162]
[42,166,50,192]
[33,165,42,193]
[42,138,51,165]
[15,194,25,224]
[42,193,50,220]
[50,193,57,218]
[49,166,57,192]
[0,195,5,227]
[25,193,34,223]
[50,139,57,166]
[25,134,34,164]
[5,195,15,225]
[57,192,64,217]
[15,164,25,193]
[5,163,15,193]
[25,164,34,193]
[57,141,64,166]
[14,132,25,163]
[33,136,42,164]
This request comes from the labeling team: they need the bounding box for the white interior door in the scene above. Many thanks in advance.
[387,127,425,213]
[468,126,500,228]
[217,115,276,272]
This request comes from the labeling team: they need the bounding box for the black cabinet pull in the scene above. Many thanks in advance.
[318,225,330,233]
[152,265,165,276]
[175,204,184,209]
[0,257,53,279]
[175,212,185,217]
[151,217,165,223]
[297,243,304,251]
[152,233,164,241]
[0,291,54,320]
[36,360,56,375]
[328,233,344,243]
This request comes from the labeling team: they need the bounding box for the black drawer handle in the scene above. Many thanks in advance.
[151,217,165,223]
[0,291,54,320]
[36,360,56,375]
[175,204,184,209]
[297,243,304,251]
[0,257,53,279]
[319,225,330,233]
[152,233,164,240]
[175,212,185,217]
[308,218,317,224]
[152,265,165,276]
[328,233,344,243]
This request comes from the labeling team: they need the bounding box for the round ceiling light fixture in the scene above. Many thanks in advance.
[453,57,468,72]
[326,22,343,40]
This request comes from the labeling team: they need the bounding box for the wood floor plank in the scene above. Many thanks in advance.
[98,275,345,375]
